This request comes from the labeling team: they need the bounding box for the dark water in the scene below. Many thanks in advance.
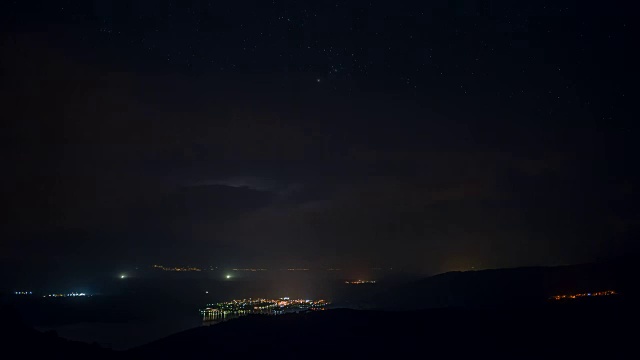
[11,270,414,350]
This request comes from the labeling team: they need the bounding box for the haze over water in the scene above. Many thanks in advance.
[11,268,412,349]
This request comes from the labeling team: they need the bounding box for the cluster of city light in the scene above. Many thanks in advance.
[550,290,617,300]
[152,264,202,272]
[14,291,33,295]
[345,280,377,284]
[200,297,329,315]
[44,292,87,298]
[285,268,309,271]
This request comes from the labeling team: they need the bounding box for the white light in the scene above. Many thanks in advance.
[226,275,231,279]
[120,275,126,279]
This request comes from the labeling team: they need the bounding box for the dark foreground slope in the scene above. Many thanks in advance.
[132,299,634,360]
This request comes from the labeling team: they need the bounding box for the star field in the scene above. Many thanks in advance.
[1,0,638,276]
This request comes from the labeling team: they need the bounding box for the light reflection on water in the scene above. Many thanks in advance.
[201,309,304,326]
[202,311,245,325]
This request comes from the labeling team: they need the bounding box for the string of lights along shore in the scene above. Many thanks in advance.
[200,298,329,316]
[148,264,392,272]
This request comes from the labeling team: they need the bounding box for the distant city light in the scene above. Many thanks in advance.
[120,274,126,279]
[345,280,376,285]
[44,292,87,298]
[550,290,616,300]
[226,274,231,279]
[232,268,267,272]
[152,264,201,272]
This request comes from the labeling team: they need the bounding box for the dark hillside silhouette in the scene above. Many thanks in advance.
[366,259,636,310]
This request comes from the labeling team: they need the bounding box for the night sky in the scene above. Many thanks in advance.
[1,1,638,276]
